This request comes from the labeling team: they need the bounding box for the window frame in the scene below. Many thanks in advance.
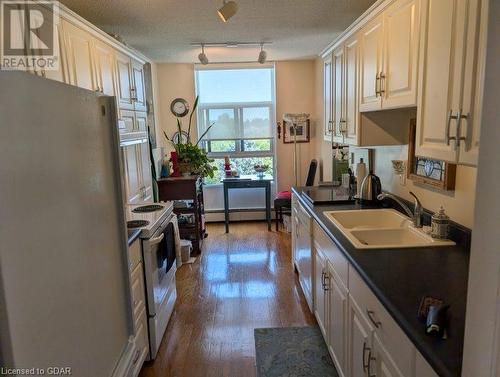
[195,65,277,185]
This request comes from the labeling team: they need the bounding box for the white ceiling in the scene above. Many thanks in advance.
[59,0,376,63]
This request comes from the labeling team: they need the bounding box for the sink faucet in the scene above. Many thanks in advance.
[377,192,423,228]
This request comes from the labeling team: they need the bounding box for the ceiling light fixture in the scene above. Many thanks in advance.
[198,44,209,65]
[258,43,267,64]
[217,1,238,22]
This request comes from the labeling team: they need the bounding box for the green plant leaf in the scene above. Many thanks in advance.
[196,122,216,147]
[187,95,199,140]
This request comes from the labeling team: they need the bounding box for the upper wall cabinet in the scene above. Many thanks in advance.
[331,34,361,146]
[93,41,116,96]
[415,0,486,165]
[116,53,147,112]
[359,15,384,112]
[360,0,420,112]
[61,19,97,92]
[323,56,334,141]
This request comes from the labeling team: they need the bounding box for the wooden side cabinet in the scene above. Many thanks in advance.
[157,176,206,255]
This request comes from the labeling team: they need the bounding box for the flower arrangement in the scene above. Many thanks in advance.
[163,96,217,179]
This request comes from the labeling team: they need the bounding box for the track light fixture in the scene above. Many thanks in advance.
[218,1,238,22]
[258,43,267,64]
[198,44,209,65]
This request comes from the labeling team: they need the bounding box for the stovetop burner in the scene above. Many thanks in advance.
[127,220,150,229]
[132,204,164,213]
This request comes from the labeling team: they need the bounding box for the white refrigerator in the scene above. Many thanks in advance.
[0,72,136,376]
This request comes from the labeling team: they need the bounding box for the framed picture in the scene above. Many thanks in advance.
[283,119,310,143]
[408,119,456,190]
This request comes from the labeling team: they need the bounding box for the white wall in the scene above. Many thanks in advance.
[462,0,500,374]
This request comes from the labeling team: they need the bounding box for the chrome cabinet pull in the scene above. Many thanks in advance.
[367,350,376,377]
[446,110,458,148]
[132,349,141,365]
[455,109,468,149]
[323,273,330,291]
[327,120,333,133]
[375,73,380,97]
[130,87,138,101]
[362,341,370,372]
[321,271,325,288]
[366,309,381,328]
[379,72,386,95]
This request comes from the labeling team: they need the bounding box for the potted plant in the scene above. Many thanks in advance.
[163,96,217,179]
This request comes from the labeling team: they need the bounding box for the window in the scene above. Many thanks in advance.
[195,65,276,184]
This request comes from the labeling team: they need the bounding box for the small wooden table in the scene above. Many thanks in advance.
[222,175,273,233]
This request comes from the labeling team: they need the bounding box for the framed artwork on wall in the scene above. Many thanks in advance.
[283,119,310,143]
[408,119,456,190]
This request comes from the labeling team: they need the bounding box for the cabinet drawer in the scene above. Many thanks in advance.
[349,266,414,376]
[131,263,146,324]
[313,221,348,288]
[128,239,142,272]
[131,307,148,377]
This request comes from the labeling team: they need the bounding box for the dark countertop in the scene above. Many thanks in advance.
[292,187,470,377]
[127,229,141,246]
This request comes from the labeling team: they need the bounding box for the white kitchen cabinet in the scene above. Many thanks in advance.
[331,34,359,146]
[314,246,328,338]
[122,139,152,205]
[116,52,135,110]
[359,15,384,112]
[93,40,116,96]
[360,0,420,112]
[323,56,334,141]
[128,239,148,376]
[347,295,374,377]
[61,19,97,92]
[372,332,404,377]
[122,143,143,204]
[382,0,420,109]
[135,111,149,132]
[132,60,147,112]
[415,0,485,165]
[295,201,313,311]
[327,262,348,377]
[332,45,345,144]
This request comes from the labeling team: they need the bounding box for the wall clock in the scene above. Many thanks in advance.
[170,98,190,117]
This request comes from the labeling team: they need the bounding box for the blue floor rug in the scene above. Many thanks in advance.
[254,326,339,377]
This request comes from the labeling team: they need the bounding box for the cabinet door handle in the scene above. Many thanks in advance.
[130,87,138,101]
[366,309,381,328]
[379,72,386,95]
[446,110,458,148]
[362,341,370,372]
[455,109,468,150]
[323,273,330,291]
[327,120,333,132]
[132,349,141,365]
[375,73,380,97]
[368,350,376,377]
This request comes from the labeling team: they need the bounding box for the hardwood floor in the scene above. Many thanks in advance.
[139,221,316,377]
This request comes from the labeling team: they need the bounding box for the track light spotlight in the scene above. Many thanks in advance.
[198,44,209,65]
[258,44,267,64]
[218,1,238,22]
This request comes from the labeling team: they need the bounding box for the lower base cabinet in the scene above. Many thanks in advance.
[306,219,438,377]
[128,239,149,376]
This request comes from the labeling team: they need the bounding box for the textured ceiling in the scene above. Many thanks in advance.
[59,0,376,63]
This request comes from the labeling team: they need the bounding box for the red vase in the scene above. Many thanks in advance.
[170,151,181,177]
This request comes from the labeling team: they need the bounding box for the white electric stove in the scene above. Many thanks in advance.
[125,201,178,360]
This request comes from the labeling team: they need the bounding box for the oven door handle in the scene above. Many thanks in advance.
[149,233,164,245]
